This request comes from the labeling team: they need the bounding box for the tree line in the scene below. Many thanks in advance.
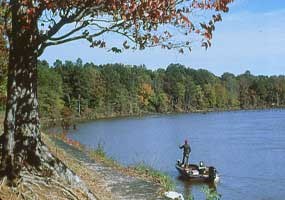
[7,59,278,120]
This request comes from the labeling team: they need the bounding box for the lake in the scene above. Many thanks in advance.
[67,109,285,200]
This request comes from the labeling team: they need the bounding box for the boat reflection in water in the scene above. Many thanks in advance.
[176,160,220,199]
[178,176,219,200]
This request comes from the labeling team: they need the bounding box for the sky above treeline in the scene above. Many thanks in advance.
[41,0,285,76]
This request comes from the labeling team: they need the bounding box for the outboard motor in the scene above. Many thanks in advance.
[209,166,217,181]
[199,161,206,174]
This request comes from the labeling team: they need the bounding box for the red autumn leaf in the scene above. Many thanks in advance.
[153,36,159,44]
[181,14,191,25]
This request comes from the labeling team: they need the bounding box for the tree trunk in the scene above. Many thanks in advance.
[0,1,41,179]
[0,2,96,198]
[78,94,81,116]
[0,0,77,182]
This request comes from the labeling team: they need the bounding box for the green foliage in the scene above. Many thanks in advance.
[87,142,120,168]
[202,187,221,200]
[94,142,106,158]
[186,187,221,200]
[187,195,195,200]
[38,60,64,119]
[38,61,285,118]
[1,59,284,119]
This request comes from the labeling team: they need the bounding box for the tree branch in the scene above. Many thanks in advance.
[40,8,86,42]
[49,22,89,41]
[37,21,127,56]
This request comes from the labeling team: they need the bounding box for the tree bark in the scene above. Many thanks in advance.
[0,1,41,179]
[0,0,77,182]
[0,2,96,199]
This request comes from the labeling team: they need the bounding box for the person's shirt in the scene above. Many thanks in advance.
[180,143,191,154]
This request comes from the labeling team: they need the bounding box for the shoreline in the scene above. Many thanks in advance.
[0,120,172,199]
[41,106,285,128]
[40,107,285,197]
[50,133,174,192]
[1,107,284,199]
[43,133,173,200]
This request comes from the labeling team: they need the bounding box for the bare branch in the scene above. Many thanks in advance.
[49,22,89,41]
[40,8,86,42]
[37,21,129,56]
[45,29,105,46]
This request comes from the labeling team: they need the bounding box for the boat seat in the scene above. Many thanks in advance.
[191,170,199,175]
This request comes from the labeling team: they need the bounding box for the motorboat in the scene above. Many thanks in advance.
[175,160,219,183]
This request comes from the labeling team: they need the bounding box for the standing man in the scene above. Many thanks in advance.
[180,140,191,167]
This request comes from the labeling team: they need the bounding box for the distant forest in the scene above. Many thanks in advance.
[1,58,285,120]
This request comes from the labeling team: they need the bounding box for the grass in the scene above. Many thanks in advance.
[132,162,175,191]
[86,142,120,168]
[43,133,114,200]
[187,187,221,200]
[69,139,175,192]
[53,133,173,191]
[202,187,221,200]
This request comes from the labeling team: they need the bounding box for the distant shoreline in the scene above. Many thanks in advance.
[40,106,285,130]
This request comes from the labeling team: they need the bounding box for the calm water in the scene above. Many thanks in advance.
[68,109,285,200]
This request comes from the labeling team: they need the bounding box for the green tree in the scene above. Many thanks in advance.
[84,65,106,117]
[238,71,253,109]
[38,60,64,119]
[184,76,197,111]
[164,64,187,110]
[221,72,239,108]
[191,69,217,86]
[214,83,227,108]
[150,92,169,113]
[203,84,216,108]
[192,85,206,110]
[150,69,169,112]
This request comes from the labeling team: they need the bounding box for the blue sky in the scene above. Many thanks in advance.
[41,0,285,76]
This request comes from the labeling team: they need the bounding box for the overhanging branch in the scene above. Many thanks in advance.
[49,21,89,41]
[38,22,124,56]
[40,8,86,43]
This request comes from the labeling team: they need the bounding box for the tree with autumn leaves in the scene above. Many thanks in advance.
[0,0,233,188]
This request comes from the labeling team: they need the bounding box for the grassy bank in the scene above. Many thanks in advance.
[132,163,174,191]
[43,133,120,200]
[54,133,174,192]
[89,146,174,191]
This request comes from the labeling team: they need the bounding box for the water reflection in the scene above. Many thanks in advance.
[177,175,219,199]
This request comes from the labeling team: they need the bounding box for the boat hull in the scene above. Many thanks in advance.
[175,163,218,183]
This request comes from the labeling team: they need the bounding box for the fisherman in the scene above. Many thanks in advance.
[179,139,191,167]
